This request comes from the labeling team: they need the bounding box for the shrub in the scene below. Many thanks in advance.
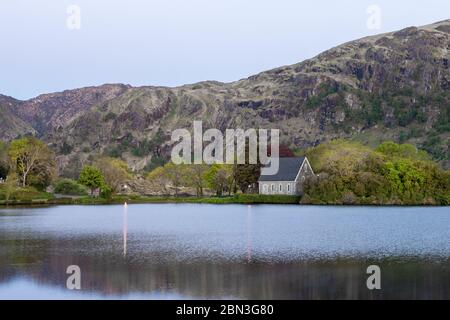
[341,191,357,205]
[0,185,53,201]
[144,155,166,172]
[233,194,300,204]
[100,184,112,200]
[304,140,449,205]
[54,179,88,196]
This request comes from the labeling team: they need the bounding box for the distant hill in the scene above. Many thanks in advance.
[1,20,449,174]
[0,95,35,140]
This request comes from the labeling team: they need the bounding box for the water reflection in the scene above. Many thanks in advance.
[247,205,253,264]
[123,203,128,257]
[0,204,449,299]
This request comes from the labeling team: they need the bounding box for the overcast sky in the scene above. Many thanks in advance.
[1,0,449,99]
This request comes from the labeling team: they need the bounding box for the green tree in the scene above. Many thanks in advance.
[364,97,383,127]
[382,158,427,202]
[146,166,170,195]
[8,137,56,187]
[94,157,131,193]
[78,165,105,196]
[164,163,187,197]
[205,164,234,196]
[3,173,18,202]
[376,141,429,161]
[303,139,448,205]
[146,163,188,196]
[183,164,209,197]
[235,163,260,193]
[0,141,9,180]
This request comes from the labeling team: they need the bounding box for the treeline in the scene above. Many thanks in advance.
[146,162,260,196]
[144,145,295,197]
[303,140,450,205]
[2,137,449,205]
[0,136,261,201]
[0,137,131,201]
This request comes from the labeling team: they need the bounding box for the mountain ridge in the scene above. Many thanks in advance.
[4,20,449,102]
[1,20,449,174]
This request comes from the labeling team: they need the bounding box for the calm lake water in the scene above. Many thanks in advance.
[0,204,449,300]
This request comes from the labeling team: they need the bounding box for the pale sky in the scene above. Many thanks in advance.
[1,0,449,100]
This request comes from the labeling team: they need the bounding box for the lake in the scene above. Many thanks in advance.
[0,204,449,299]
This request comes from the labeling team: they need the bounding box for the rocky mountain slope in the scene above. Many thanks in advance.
[8,84,131,135]
[1,20,449,174]
[0,95,36,140]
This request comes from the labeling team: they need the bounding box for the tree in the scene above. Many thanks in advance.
[235,163,260,194]
[4,173,18,202]
[8,137,56,187]
[205,164,234,196]
[146,163,188,196]
[60,154,84,179]
[382,158,427,202]
[0,141,9,180]
[78,165,105,196]
[27,159,57,190]
[234,143,261,194]
[146,166,170,195]
[164,163,187,197]
[376,141,429,161]
[183,164,208,197]
[303,139,449,205]
[94,157,131,193]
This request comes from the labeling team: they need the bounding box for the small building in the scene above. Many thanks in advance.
[258,157,315,195]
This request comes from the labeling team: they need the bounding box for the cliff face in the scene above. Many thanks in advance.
[1,20,449,173]
[9,84,131,135]
[0,95,36,140]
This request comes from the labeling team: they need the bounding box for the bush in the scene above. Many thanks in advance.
[144,155,166,172]
[341,191,357,205]
[304,140,450,205]
[54,179,88,196]
[233,194,300,204]
[421,134,446,160]
[0,185,53,201]
[100,184,112,200]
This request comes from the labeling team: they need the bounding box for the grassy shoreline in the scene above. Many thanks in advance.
[0,194,301,207]
[1,194,449,207]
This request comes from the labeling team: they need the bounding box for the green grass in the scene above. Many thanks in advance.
[72,194,300,205]
[0,185,54,203]
[0,193,300,206]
